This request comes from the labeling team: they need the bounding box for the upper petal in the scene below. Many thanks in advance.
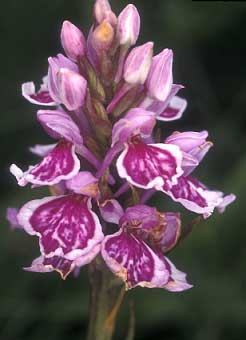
[217,193,236,214]
[48,54,79,102]
[37,109,83,145]
[112,108,156,146]
[148,212,181,253]
[165,130,209,153]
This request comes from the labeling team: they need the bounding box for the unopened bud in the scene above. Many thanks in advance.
[48,54,78,103]
[57,68,87,110]
[165,131,209,153]
[124,42,153,85]
[66,171,99,198]
[61,21,86,61]
[146,48,173,102]
[91,20,114,53]
[93,0,117,27]
[117,4,140,46]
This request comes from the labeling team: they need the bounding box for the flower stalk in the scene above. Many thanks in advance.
[87,259,124,340]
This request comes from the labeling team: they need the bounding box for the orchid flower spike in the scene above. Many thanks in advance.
[9,0,235,301]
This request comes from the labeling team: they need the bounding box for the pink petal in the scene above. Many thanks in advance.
[141,84,184,113]
[162,257,193,292]
[24,243,101,279]
[164,176,224,216]
[29,144,56,157]
[111,108,156,146]
[116,139,183,191]
[37,109,83,146]
[157,213,181,253]
[99,199,124,224]
[10,141,80,186]
[117,4,140,46]
[47,54,79,102]
[165,130,209,153]
[66,171,99,198]
[120,206,181,253]
[18,195,104,260]
[22,77,56,106]
[24,255,73,279]
[101,228,169,289]
[157,96,187,121]
[120,204,161,231]
[146,49,173,102]
[61,21,86,61]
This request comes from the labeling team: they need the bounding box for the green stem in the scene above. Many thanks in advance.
[86,258,124,340]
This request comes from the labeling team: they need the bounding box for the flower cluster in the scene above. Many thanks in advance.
[8,0,235,291]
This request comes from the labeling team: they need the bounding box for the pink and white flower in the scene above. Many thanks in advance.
[8,0,235,293]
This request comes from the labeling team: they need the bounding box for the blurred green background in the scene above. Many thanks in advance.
[0,0,245,339]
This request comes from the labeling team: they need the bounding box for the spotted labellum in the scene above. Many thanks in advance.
[8,0,235,296]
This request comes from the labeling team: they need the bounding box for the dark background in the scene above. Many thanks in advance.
[0,0,245,339]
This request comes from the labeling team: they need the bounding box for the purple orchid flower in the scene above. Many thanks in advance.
[8,0,235,297]
[163,131,236,217]
[18,193,104,279]
[100,201,191,291]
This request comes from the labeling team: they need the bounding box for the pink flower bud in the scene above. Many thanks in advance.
[91,20,114,53]
[117,4,140,46]
[146,48,173,101]
[165,131,209,153]
[48,54,78,102]
[57,68,87,110]
[66,171,99,198]
[61,21,86,61]
[93,0,117,27]
[124,42,153,85]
